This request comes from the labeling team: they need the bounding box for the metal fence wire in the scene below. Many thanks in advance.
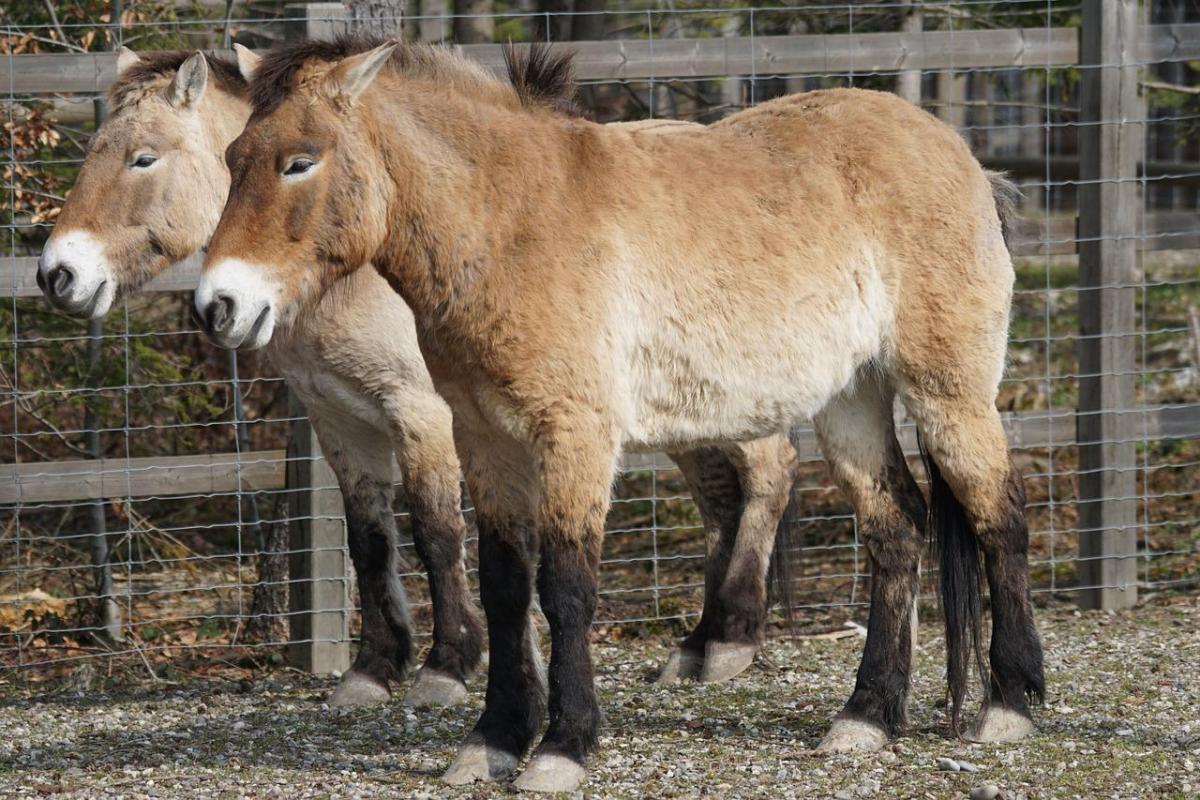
[2,1,1198,684]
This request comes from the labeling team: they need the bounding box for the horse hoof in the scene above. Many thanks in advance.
[817,718,889,753]
[967,706,1034,743]
[442,743,517,785]
[656,647,703,684]
[512,753,587,793]
[328,672,390,707]
[699,641,757,683]
[403,669,468,708]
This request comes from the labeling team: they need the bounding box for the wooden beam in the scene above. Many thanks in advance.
[4,25,1197,95]
[1076,0,1141,611]
[0,253,202,298]
[5,406,1198,506]
[284,391,351,675]
[0,449,287,505]
[1006,209,1200,256]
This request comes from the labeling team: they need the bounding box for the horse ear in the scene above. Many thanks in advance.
[166,51,209,109]
[117,46,141,77]
[330,41,398,107]
[233,43,261,83]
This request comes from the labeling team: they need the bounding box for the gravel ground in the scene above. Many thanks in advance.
[2,597,1198,799]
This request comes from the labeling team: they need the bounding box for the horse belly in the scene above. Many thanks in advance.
[617,276,889,451]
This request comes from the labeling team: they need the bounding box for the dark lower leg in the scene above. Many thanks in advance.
[979,465,1045,715]
[839,479,925,734]
[821,431,927,740]
[710,550,769,645]
[345,478,414,686]
[708,438,797,649]
[839,539,920,734]
[465,525,544,759]
[534,532,602,765]
[672,448,743,654]
[406,471,484,683]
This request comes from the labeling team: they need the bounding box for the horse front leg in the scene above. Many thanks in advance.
[310,414,415,708]
[659,447,742,683]
[512,427,617,794]
[443,438,545,786]
[664,436,798,684]
[383,389,484,707]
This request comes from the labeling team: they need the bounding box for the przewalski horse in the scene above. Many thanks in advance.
[38,47,484,709]
[198,38,1044,792]
[36,47,803,700]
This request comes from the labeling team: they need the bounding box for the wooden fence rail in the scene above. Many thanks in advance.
[3,24,1199,94]
[6,404,1200,507]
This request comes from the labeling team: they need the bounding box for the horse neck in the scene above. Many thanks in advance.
[372,86,585,323]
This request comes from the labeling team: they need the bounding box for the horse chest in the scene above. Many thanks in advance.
[269,341,390,432]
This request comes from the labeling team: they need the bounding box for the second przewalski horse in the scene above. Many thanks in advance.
[38,46,803,707]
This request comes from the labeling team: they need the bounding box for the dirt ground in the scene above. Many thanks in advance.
[1,596,1198,799]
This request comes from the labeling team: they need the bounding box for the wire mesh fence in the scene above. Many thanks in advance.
[2,1,1198,686]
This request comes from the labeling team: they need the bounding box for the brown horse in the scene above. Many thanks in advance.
[199,38,1044,792]
[37,47,803,704]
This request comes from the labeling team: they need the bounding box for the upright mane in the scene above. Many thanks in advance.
[109,50,247,110]
[504,42,582,116]
[249,35,581,117]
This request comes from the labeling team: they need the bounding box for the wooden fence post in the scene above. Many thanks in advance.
[284,2,348,41]
[1076,0,1140,610]
[286,391,351,674]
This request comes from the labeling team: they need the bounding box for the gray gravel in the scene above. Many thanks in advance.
[1,598,1198,798]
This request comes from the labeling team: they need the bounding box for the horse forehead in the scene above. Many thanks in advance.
[97,103,180,149]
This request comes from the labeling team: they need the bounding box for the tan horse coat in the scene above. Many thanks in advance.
[200,39,1043,792]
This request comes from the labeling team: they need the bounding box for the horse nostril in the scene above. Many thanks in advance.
[48,265,75,298]
[204,294,236,335]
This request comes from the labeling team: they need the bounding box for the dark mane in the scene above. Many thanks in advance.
[504,42,583,117]
[249,34,582,117]
[249,35,383,114]
[110,50,246,109]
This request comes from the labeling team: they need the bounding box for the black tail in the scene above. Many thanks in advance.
[985,170,1021,253]
[767,483,804,632]
[919,435,987,734]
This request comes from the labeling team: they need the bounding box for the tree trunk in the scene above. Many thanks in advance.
[346,0,406,38]
[246,500,291,644]
[453,0,493,44]
[534,0,570,42]
[569,0,605,41]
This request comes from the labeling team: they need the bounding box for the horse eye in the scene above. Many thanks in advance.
[131,154,158,169]
[283,158,315,176]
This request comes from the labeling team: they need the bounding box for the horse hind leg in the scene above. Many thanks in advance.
[662,436,797,684]
[658,447,741,683]
[902,384,1045,742]
[812,376,926,752]
[701,435,798,682]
